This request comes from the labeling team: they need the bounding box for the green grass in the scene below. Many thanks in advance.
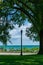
[0,55,43,65]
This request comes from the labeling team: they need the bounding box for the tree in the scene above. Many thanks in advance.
[26,0,43,54]
[0,0,14,44]
[0,0,26,44]
[0,0,43,54]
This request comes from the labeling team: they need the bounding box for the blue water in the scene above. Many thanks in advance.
[0,45,39,50]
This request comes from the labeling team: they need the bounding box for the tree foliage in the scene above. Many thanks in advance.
[26,0,43,41]
[0,0,43,44]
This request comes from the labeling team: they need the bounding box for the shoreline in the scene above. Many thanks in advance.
[0,52,37,55]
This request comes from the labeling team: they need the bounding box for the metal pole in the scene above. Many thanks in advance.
[21,30,23,56]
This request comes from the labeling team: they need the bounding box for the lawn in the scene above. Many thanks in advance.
[0,55,43,65]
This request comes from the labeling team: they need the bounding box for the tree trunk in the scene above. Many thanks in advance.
[38,30,43,54]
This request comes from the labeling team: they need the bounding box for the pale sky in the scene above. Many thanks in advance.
[0,20,39,46]
[8,20,39,45]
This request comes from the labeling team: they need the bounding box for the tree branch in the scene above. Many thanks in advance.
[17,0,38,21]
[3,6,39,33]
[18,0,35,14]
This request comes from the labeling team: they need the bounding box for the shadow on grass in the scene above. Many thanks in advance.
[0,55,43,65]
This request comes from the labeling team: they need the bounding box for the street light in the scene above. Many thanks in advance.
[21,30,23,56]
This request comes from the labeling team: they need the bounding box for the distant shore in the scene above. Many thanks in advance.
[0,47,39,53]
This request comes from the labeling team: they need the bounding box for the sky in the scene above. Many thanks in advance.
[0,20,39,46]
[8,20,39,45]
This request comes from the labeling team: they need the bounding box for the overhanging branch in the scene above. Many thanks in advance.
[18,0,35,14]
[3,6,39,33]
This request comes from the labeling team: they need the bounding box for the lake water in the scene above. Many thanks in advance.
[0,45,39,50]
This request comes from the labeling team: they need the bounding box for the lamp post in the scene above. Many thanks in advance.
[21,30,23,56]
